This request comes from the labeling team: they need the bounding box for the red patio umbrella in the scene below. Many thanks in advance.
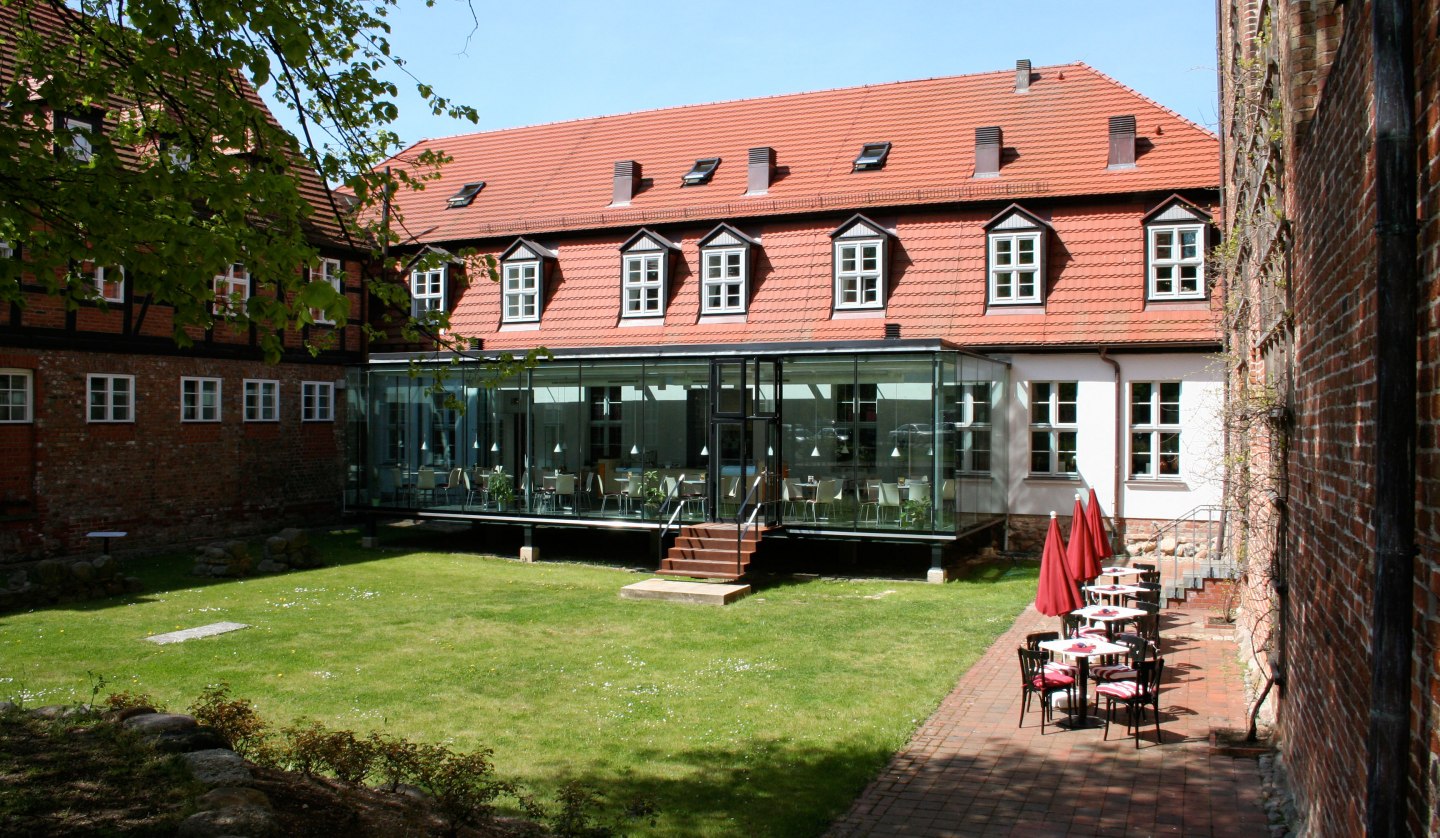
[1035,512,1083,616]
[1067,495,1102,584]
[1085,487,1112,563]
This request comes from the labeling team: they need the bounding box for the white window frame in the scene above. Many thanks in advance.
[180,376,222,423]
[311,258,342,325]
[93,264,124,303]
[1130,381,1183,478]
[58,113,96,162]
[834,239,884,310]
[621,253,665,318]
[213,263,250,316]
[502,259,541,323]
[243,378,279,422]
[988,230,1043,304]
[410,267,446,318]
[1147,223,1206,300]
[87,374,134,423]
[956,383,993,474]
[0,241,13,259]
[701,246,747,314]
[0,369,33,423]
[1030,381,1079,475]
[301,381,335,422]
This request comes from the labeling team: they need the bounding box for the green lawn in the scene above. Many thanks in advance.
[0,529,1037,837]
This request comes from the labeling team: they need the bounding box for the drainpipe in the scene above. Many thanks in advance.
[1099,348,1123,549]
[1365,0,1417,835]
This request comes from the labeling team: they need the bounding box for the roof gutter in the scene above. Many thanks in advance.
[1099,348,1124,533]
[1365,0,1417,833]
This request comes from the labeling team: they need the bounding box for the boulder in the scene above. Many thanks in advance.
[1159,536,1178,555]
[197,786,272,811]
[70,561,95,583]
[181,749,254,786]
[122,712,198,735]
[103,706,156,723]
[178,805,277,838]
[150,726,231,754]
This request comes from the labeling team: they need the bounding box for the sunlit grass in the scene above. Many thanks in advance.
[0,529,1037,837]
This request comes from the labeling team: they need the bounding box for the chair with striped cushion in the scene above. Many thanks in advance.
[1063,612,1109,641]
[1096,658,1165,747]
[1025,631,1077,677]
[1018,647,1075,734]
[1091,633,1153,682]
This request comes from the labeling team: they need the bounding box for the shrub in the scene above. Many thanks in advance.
[103,690,161,713]
[279,719,375,784]
[188,683,271,761]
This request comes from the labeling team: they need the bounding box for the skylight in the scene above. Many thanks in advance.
[853,142,892,171]
[446,181,485,208]
[682,158,720,186]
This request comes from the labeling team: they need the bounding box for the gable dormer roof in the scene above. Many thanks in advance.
[828,213,892,240]
[501,237,557,261]
[982,204,1053,232]
[698,222,758,249]
[1142,194,1213,224]
[619,228,680,253]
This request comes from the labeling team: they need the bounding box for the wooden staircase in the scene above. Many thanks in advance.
[658,523,767,581]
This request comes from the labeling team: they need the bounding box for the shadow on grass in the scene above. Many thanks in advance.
[530,737,895,838]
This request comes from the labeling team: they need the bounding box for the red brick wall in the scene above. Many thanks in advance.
[0,350,348,560]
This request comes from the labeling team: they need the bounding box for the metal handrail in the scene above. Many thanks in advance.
[1149,504,1229,591]
[655,473,688,565]
[735,469,768,577]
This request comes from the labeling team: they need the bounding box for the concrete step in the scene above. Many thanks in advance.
[621,578,751,604]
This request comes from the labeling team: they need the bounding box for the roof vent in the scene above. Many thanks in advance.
[883,322,901,340]
[682,157,720,186]
[1015,59,1032,93]
[611,160,642,206]
[852,141,891,172]
[446,181,485,208]
[746,146,775,195]
[974,126,1002,178]
[1107,115,1137,169]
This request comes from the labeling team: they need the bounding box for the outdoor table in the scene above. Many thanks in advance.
[86,531,126,556]
[1084,583,1146,603]
[1039,637,1128,729]
[1097,566,1145,582]
[1073,603,1147,639]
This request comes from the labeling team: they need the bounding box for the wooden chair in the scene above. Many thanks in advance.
[1091,633,1154,682]
[1097,658,1165,747]
[1017,647,1075,734]
[1132,612,1161,643]
[1024,630,1076,677]
[1063,612,1108,641]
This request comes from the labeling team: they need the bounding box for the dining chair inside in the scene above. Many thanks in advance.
[414,467,438,504]
[877,482,902,523]
[1096,657,1165,747]
[805,478,841,521]
[598,474,628,515]
[442,468,465,505]
[1017,647,1076,734]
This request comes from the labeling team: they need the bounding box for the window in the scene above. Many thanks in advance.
[853,141,891,171]
[835,240,884,309]
[682,158,720,186]
[1148,224,1206,299]
[410,267,446,318]
[956,383,992,473]
[0,369,32,423]
[989,231,1043,304]
[622,253,664,317]
[243,379,279,422]
[836,383,878,423]
[1030,381,1078,475]
[502,260,540,322]
[588,386,623,461]
[213,263,249,316]
[57,113,97,162]
[301,381,334,422]
[180,377,221,422]
[92,265,124,303]
[0,241,13,259]
[87,374,134,423]
[311,258,342,325]
[1130,381,1182,478]
[446,182,485,208]
[701,247,746,314]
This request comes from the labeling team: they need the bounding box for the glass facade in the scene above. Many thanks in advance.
[355,348,1007,536]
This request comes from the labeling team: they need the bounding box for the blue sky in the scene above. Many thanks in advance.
[274,0,1218,149]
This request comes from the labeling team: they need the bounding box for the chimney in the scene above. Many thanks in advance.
[746,146,775,195]
[1015,59,1032,93]
[974,126,1002,178]
[1107,115,1136,168]
[612,160,641,206]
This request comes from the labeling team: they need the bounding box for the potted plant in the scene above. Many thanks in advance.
[900,495,932,530]
[641,470,666,516]
[487,470,515,510]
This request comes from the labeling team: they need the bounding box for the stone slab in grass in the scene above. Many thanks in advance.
[145,621,250,645]
[620,578,751,605]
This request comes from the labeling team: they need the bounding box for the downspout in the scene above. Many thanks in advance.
[1099,348,1123,547]
[1365,0,1417,834]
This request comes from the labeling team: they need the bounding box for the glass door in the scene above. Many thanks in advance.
[709,358,780,525]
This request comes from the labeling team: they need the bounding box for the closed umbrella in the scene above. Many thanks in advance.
[1035,511,1082,616]
[1085,487,1112,562]
[1067,495,1102,584]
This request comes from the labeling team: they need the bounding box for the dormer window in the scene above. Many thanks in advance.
[619,230,679,319]
[984,205,1051,306]
[852,142,891,171]
[829,214,891,311]
[698,223,758,315]
[682,158,720,186]
[446,181,485,208]
[213,263,250,316]
[1,241,14,259]
[311,258,342,325]
[1143,196,1212,301]
[500,238,556,324]
[92,264,124,303]
[410,266,447,317]
[56,112,98,162]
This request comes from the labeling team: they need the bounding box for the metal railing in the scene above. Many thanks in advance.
[1149,504,1231,597]
[735,470,769,577]
[655,473,688,565]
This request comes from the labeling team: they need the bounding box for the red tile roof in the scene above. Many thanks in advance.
[385,63,1217,246]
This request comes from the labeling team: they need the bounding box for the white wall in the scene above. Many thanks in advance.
[1003,352,1223,522]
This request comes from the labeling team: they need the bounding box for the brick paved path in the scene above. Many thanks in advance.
[827,601,1272,837]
